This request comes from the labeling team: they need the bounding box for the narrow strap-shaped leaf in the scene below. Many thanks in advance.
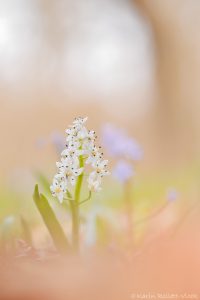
[0,216,16,254]
[66,190,73,199]
[96,216,110,247]
[33,184,70,253]
[20,216,32,246]
[34,171,51,195]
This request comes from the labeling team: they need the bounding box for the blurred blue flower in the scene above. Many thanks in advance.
[50,131,65,154]
[123,137,143,160]
[166,188,179,202]
[101,124,143,160]
[36,131,65,154]
[113,160,134,183]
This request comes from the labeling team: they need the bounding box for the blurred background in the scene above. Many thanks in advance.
[1,0,200,182]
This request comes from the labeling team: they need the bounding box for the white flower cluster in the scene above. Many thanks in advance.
[50,117,109,203]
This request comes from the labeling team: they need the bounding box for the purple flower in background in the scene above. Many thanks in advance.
[50,131,65,154]
[101,124,124,157]
[113,160,134,183]
[166,188,179,202]
[123,137,143,160]
[101,124,143,161]
[36,131,65,154]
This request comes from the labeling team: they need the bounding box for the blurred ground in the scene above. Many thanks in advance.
[1,217,200,300]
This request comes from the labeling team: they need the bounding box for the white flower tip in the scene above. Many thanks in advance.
[56,161,61,168]
[83,117,88,122]
[102,160,108,166]
[61,149,67,156]
[74,116,88,124]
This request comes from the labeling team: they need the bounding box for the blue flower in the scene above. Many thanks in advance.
[101,124,143,161]
[166,188,179,202]
[113,160,134,183]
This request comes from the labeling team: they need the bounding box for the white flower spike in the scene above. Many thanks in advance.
[50,178,67,203]
[50,117,109,202]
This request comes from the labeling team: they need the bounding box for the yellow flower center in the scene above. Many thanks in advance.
[55,187,61,193]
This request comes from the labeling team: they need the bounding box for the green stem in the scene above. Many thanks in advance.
[71,153,84,252]
[75,154,84,204]
[79,191,92,205]
[124,180,134,246]
[69,201,79,251]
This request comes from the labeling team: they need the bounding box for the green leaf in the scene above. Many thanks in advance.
[34,171,51,195]
[0,216,17,253]
[33,184,70,253]
[66,190,73,199]
[96,216,110,247]
[20,216,32,246]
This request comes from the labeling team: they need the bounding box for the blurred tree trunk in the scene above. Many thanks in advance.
[134,0,200,165]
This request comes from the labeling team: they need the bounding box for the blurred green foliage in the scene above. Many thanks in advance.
[0,161,199,253]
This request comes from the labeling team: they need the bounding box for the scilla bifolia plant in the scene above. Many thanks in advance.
[33,117,109,253]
